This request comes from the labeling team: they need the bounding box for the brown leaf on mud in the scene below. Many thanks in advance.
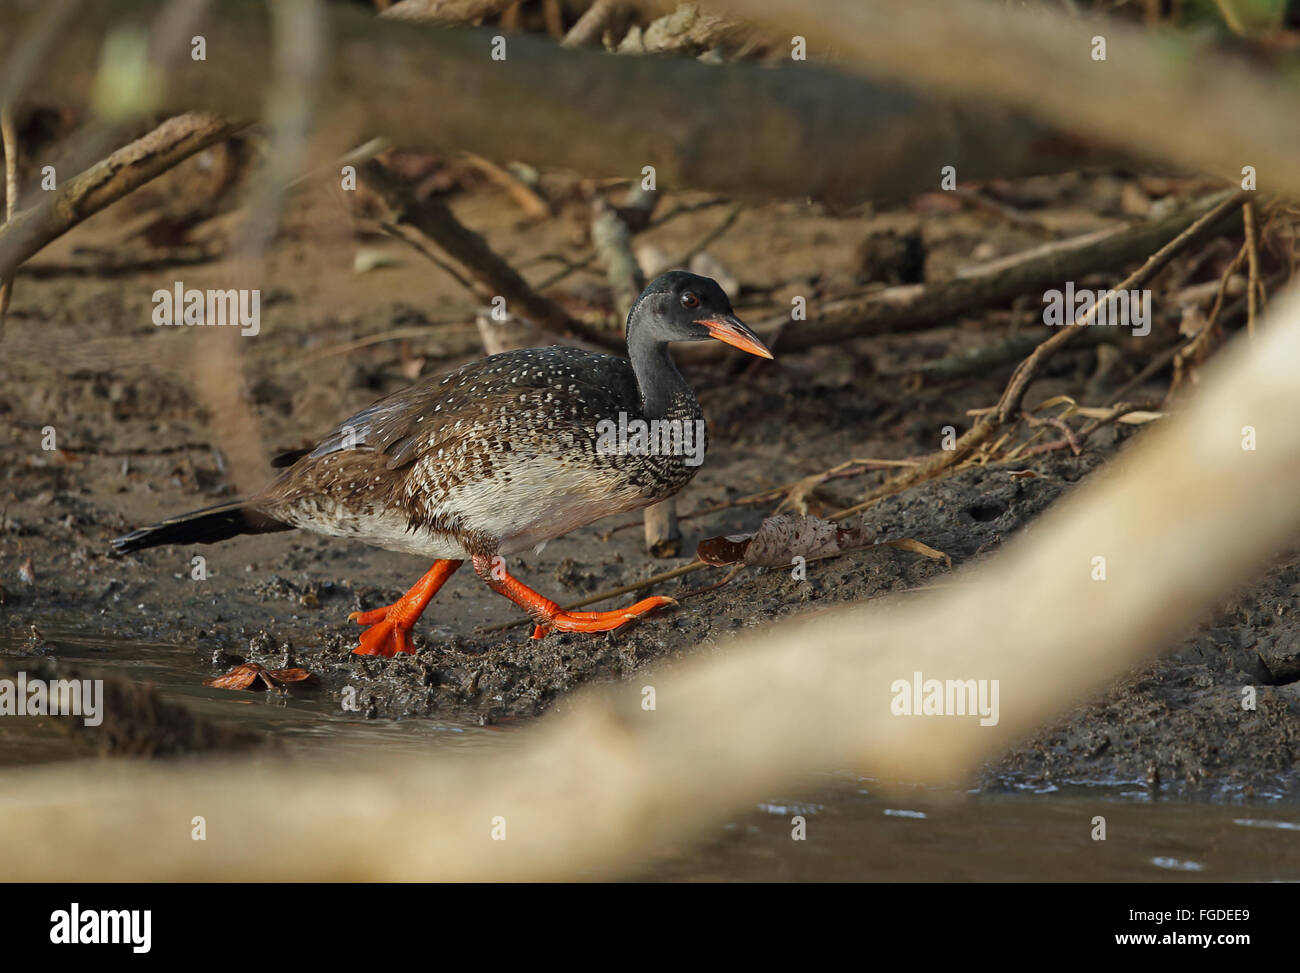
[204,664,262,690]
[204,662,314,691]
[697,534,754,565]
[697,514,876,567]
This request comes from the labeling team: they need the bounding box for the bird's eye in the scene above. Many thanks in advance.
[681,291,700,309]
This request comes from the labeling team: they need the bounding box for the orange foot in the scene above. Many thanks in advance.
[530,596,677,640]
[350,604,420,657]
[350,559,463,657]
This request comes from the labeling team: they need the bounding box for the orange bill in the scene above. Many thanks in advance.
[697,314,774,359]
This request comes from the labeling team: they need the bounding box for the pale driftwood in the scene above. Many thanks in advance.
[381,0,513,23]
[643,498,682,557]
[617,3,747,55]
[6,277,1300,880]
[562,0,622,48]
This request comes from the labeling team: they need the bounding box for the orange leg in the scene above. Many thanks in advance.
[350,559,463,657]
[471,554,674,639]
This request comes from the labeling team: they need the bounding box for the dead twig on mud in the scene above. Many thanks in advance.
[600,458,920,536]
[784,192,1239,352]
[1244,201,1263,340]
[886,325,1121,382]
[1006,401,1163,461]
[1109,239,1251,404]
[460,151,550,221]
[359,158,622,351]
[377,220,482,299]
[665,201,743,270]
[1020,411,1082,455]
[830,189,1249,523]
[293,321,475,366]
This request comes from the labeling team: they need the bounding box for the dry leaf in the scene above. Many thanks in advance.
[204,663,262,690]
[204,662,314,691]
[698,514,876,566]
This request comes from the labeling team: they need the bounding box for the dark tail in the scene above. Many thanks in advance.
[112,500,293,554]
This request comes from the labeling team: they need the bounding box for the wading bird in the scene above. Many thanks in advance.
[114,272,772,657]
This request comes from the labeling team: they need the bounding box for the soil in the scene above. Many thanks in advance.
[2,154,1297,800]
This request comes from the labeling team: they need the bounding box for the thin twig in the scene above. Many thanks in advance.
[360,158,622,351]
[830,189,1249,523]
[1243,201,1261,340]
[294,320,472,365]
[0,102,18,334]
[460,151,550,221]
[1006,401,1162,461]
[377,220,482,299]
[667,202,742,268]
[1107,240,1248,405]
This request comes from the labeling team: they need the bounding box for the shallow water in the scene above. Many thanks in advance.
[2,631,1298,881]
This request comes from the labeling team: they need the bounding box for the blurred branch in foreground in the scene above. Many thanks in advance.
[714,0,1299,199]
[0,0,1127,208]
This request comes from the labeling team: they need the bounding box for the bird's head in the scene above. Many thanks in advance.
[628,270,773,359]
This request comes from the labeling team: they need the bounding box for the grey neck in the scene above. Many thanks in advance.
[627,328,691,420]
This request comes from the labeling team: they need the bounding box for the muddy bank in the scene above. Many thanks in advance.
[2,171,1298,799]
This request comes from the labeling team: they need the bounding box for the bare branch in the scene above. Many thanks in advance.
[0,112,249,284]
